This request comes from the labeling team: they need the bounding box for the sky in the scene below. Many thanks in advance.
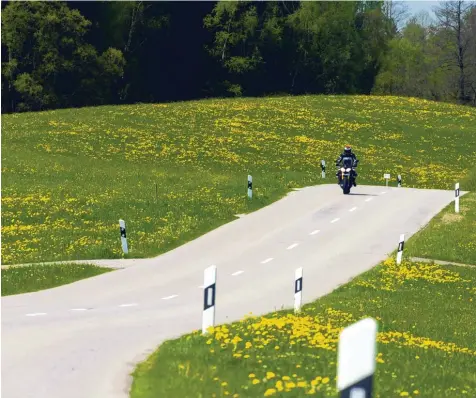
[404,0,476,20]
[404,0,443,19]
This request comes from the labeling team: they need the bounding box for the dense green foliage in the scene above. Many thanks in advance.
[374,1,476,105]
[2,1,475,113]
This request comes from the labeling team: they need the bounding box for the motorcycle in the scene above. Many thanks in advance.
[336,159,358,195]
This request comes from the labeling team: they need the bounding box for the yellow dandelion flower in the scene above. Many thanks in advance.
[264,389,276,397]
[266,371,276,379]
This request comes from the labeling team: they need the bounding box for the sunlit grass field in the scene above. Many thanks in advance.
[2,95,476,266]
[130,162,476,398]
[130,258,476,398]
[3,95,476,396]
[405,171,476,265]
[1,263,113,296]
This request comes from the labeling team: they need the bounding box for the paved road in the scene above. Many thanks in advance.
[1,184,458,398]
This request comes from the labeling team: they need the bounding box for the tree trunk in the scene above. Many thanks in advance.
[8,49,14,112]
[456,1,465,102]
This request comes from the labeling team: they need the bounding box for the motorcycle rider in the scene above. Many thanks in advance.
[335,144,359,187]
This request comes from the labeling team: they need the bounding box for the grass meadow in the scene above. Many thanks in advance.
[2,95,476,266]
[2,95,476,395]
[129,138,476,398]
[1,263,113,296]
[405,171,476,265]
[130,259,476,398]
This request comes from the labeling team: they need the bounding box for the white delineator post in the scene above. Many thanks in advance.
[384,173,390,187]
[397,174,402,187]
[119,219,128,254]
[396,233,405,265]
[337,317,378,398]
[202,265,217,334]
[455,183,460,213]
[321,160,326,179]
[247,175,252,199]
[294,267,303,313]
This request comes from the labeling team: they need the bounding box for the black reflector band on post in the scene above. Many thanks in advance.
[398,241,404,252]
[294,267,303,313]
[295,277,302,294]
[339,375,373,398]
[204,283,216,310]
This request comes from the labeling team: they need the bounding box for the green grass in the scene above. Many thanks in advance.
[130,258,476,398]
[405,171,476,265]
[2,95,476,393]
[129,164,476,398]
[2,95,476,266]
[1,263,114,296]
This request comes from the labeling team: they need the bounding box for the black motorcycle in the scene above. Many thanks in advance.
[336,158,358,195]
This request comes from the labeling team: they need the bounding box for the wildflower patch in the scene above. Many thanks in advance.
[2,95,475,266]
[130,259,476,397]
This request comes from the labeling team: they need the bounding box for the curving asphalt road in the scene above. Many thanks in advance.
[1,184,458,398]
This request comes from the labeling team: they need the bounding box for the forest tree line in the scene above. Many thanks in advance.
[1,0,475,114]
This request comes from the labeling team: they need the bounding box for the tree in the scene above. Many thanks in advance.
[1,1,125,112]
[204,1,265,96]
[373,2,476,106]
[383,0,410,32]
[463,6,476,104]
[434,0,476,103]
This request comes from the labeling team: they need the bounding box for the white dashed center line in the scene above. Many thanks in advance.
[119,303,138,307]
[26,313,47,317]
[162,295,178,300]
[365,198,373,202]
[330,218,340,223]
[261,258,274,264]
[232,270,244,276]
[70,308,87,312]
[349,207,357,212]
[381,191,387,195]
[309,229,320,235]
[287,243,299,250]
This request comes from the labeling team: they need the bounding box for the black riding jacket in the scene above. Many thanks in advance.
[335,152,359,167]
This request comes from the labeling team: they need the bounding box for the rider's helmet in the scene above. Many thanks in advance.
[344,145,352,156]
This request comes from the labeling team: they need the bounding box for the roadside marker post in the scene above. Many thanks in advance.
[248,175,253,199]
[455,183,460,213]
[294,267,303,313]
[337,317,378,398]
[396,233,405,265]
[119,219,128,254]
[321,160,326,179]
[383,173,390,187]
[397,174,402,187]
[202,265,217,334]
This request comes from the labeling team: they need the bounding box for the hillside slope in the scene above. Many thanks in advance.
[2,95,475,265]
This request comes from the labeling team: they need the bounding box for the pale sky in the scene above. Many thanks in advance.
[405,1,440,15]
[404,0,476,20]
